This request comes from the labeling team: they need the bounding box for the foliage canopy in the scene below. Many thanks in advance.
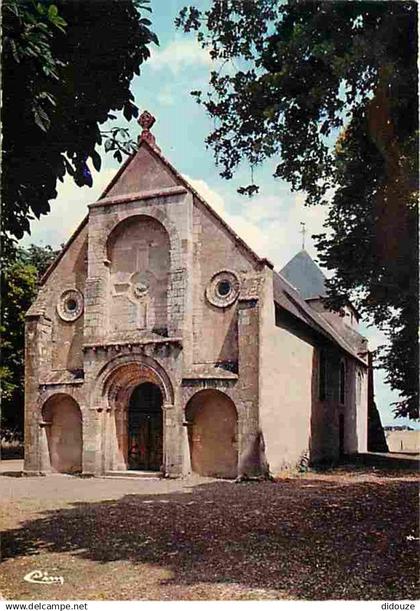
[2,0,157,243]
[177,0,419,418]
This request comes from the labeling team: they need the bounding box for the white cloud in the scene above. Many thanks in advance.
[360,324,388,352]
[148,39,212,74]
[185,175,269,258]
[157,89,175,106]
[184,175,329,271]
[20,167,117,248]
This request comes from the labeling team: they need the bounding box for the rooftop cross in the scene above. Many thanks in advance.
[300,222,306,250]
[138,110,158,148]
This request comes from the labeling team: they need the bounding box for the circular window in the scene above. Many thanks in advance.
[66,299,77,311]
[217,280,231,297]
[206,271,240,308]
[57,289,84,322]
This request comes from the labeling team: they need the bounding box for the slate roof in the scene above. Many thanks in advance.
[280,249,327,299]
[273,271,366,365]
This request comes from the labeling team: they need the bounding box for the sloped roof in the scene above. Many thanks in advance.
[273,271,366,364]
[112,139,271,268]
[280,249,327,299]
[41,138,272,284]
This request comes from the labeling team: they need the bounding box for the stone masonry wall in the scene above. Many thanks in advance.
[191,196,258,367]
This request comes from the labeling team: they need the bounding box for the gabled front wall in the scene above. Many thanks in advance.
[24,143,266,477]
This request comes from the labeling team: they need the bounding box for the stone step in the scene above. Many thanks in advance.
[104,470,162,480]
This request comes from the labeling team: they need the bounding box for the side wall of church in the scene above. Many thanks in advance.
[310,346,342,462]
[259,268,314,472]
[258,269,368,474]
[310,350,368,460]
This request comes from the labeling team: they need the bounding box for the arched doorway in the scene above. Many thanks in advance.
[186,389,238,478]
[42,394,82,473]
[100,357,173,473]
[128,382,163,470]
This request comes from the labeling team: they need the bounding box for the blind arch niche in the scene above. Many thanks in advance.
[107,215,170,334]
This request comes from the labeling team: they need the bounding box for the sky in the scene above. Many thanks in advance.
[21,0,416,429]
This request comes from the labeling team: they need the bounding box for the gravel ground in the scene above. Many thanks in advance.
[0,467,418,601]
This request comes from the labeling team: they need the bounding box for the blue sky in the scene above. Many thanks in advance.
[21,0,417,428]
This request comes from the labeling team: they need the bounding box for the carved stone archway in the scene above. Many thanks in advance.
[95,355,174,472]
[105,361,172,412]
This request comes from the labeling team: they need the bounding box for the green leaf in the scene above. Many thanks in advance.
[33,107,50,132]
[91,150,102,172]
[48,5,58,19]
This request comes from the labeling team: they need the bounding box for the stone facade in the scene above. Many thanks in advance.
[24,113,370,478]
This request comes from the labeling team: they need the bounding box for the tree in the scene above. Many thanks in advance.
[2,0,157,244]
[1,245,59,436]
[177,0,418,418]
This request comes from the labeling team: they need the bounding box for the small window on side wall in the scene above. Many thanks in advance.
[319,350,326,401]
[356,371,363,405]
[339,360,346,405]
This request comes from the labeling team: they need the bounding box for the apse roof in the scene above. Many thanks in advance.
[280,249,327,300]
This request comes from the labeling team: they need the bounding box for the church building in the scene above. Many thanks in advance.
[24,111,370,479]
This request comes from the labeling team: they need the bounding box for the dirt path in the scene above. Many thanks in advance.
[0,469,418,601]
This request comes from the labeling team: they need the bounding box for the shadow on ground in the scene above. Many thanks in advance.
[1,476,419,600]
[343,453,420,471]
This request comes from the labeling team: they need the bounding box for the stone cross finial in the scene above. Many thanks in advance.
[138,110,157,147]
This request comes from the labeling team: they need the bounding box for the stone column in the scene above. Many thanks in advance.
[83,408,103,475]
[39,422,52,473]
[237,298,262,476]
[24,316,51,474]
[163,402,183,476]
[113,409,127,471]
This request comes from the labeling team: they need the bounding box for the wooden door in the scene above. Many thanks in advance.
[128,383,163,470]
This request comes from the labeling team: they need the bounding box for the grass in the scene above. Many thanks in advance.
[1,434,24,460]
